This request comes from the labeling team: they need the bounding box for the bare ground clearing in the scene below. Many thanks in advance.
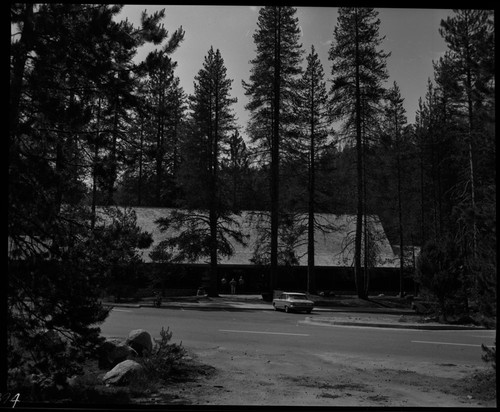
[87,295,496,407]
[131,346,496,407]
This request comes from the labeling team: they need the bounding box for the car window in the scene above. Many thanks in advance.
[290,295,307,300]
[280,294,285,299]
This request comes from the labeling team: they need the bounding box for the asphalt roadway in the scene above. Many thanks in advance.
[100,302,496,368]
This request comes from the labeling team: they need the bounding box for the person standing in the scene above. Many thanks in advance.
[230,278,237,295]
[238,275,245,294]
[221,276,227,293]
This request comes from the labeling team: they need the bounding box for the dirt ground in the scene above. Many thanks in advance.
[92,294,496,407]
[125,297,496,407]
[132,345,496,408]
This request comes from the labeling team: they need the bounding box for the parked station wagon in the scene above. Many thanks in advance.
[272,292,314,313]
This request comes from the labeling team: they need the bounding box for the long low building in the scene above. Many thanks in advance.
[130,207,400,269]
[9,206,413,294]
[125,207,414,294]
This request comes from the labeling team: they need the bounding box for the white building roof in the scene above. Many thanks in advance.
[129,207,399,268]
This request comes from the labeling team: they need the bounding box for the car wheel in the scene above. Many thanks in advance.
[306,309,312,314]
[285,305,289,313]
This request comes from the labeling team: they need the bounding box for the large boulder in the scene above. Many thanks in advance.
[126,329,153,356]
[98,339,138,368]
[102,359,144,385]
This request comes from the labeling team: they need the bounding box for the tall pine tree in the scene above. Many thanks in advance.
[155,47,244,297]
[298,45,331,294]
[328,7,389,299]
[243,6,303,292]
[383,82,408,297]
[439,9,495,304]
[8,4,160,397]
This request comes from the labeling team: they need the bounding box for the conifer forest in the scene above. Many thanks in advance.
[8,5,495,401]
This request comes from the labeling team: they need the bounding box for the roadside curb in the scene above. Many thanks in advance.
[103,302,273,310]
[105,302,410,313]
[103,303,142,308]
[301,317,490,330]
[148,303,273,311]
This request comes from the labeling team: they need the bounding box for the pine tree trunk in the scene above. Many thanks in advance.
[397,150,404,297]
[155,121,163,206]
[155,90,164,207]
[466,66,477,261]
[436,139,443,237]
[232,149,238,210]
[420,134,426,246]
[430,131,439,240]
[464,61,477,304]
[208,82,220,298]
[307,91,315,294]
[106,97,119,205]
[363,139,369,297]
[353,9,366,300]
[209,207,218,297]
[393,113,404,297]
[270,6,281,294]
[362,100,369,297]
[137,116,144,206]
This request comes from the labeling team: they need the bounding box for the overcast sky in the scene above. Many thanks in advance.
[118,6,454,135]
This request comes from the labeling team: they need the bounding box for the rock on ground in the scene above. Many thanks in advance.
[126,329,153,356]
[98,338,138,368]
[102,359,144,385]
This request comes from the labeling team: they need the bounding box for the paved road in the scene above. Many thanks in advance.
[100,306,495,367]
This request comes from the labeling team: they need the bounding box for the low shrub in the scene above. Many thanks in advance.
[481,341,496,371]
[134,327,186,383]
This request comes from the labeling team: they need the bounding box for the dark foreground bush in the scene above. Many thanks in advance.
[63,327,191,403]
